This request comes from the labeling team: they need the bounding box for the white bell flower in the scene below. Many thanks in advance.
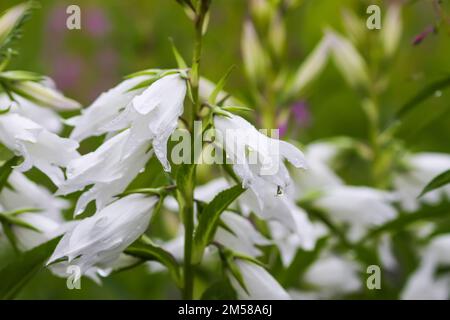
[48,194,158,275]
[269,211,326,267]
[214,211,270,258]
[401,235,450,299]
[0,171,68,221]
[0,113,79,185]
[293,142,343,196]
[0,94,63,133]
[57,129,152,216]
[401,256,449,300]
[102,74,187,172]
[228,259,291,300]
[11,213,70,250]
[326,30,370,89]
[313,186,397,241]
[302,254,362,298]
[68,75,151,141]
[0,2,33,43]
[394,153,450,212]
[214,112,306,207]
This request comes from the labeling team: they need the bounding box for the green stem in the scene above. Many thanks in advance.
[182,0,209,300]
[182,182,195,299]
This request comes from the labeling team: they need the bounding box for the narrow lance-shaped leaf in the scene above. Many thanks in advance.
[0,211,41,232]
[169,38,188,69]
[0,70,43,82]
[208,65,235,105]
[0,156,20,192]
[0,237,61,299]
[193,184,245,264]
[395,75,450,120]
[124,240,182,287]
[419,169,450,198]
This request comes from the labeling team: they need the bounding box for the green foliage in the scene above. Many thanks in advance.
[0,237,60,299]
[124,239,182,288]
[420,169,450,198]
[0,156,20,192]
[0,1,39,59]
[395,75,450,121]
[193,184,245,264]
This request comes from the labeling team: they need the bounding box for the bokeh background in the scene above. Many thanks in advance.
[0,0,449,299]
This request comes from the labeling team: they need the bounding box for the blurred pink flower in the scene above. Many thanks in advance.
[85,8,110,38]
[53,55,84,90]
[292,101,311,126]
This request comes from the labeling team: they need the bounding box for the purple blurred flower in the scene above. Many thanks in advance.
[47,6,67,36]
[291,101,311,126]
[85,8,110,38]
[278,121,288,137]
[53,55,84,90]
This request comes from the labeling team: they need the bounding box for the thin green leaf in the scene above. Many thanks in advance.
[419,169,450,198]
[0,156,20,193]
[125,69,161,79]
[362,201,450,241]
[208,65,235,105]
[169,38,187,69]
[193,184,245,264]
[201,279,237,300]
[395,75,450,120]
[0,70,43,82]
[1,222,19,253]
[126,77,159,92]
[0,213,41,232]
[124,241,181,287]
[0,236,61,299]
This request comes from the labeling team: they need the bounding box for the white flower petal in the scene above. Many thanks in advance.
[229,260,291,300]
[48,195,158,274]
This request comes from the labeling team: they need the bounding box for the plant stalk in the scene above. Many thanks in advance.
[182,0,209,300]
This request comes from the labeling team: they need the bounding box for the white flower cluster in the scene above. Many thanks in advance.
[1,69,450,299]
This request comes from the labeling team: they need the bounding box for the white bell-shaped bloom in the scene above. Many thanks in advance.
[302,254,362,298]
[0,113,79,185]
[215,211,270,257]
[0,170,71,250]
[214,112,306,207]
[0,2,33,43]
[0,94,63,133]
[378,234,398,271]
[269,213,326,267]
[401,256,449,300]
[0,171,68,221]
[228,259,291,300]
[394,153,450,212]
[102,74,186,171]
[48,194,158,275]
[401,235,450,299]
[293,142,343,196]
[57,129,152,216]
[12,213,70,250]
[326,30,370,89]
[313,186,397,241]
[68,76,151,141]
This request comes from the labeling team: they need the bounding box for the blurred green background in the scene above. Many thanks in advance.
[0,0,449,299]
